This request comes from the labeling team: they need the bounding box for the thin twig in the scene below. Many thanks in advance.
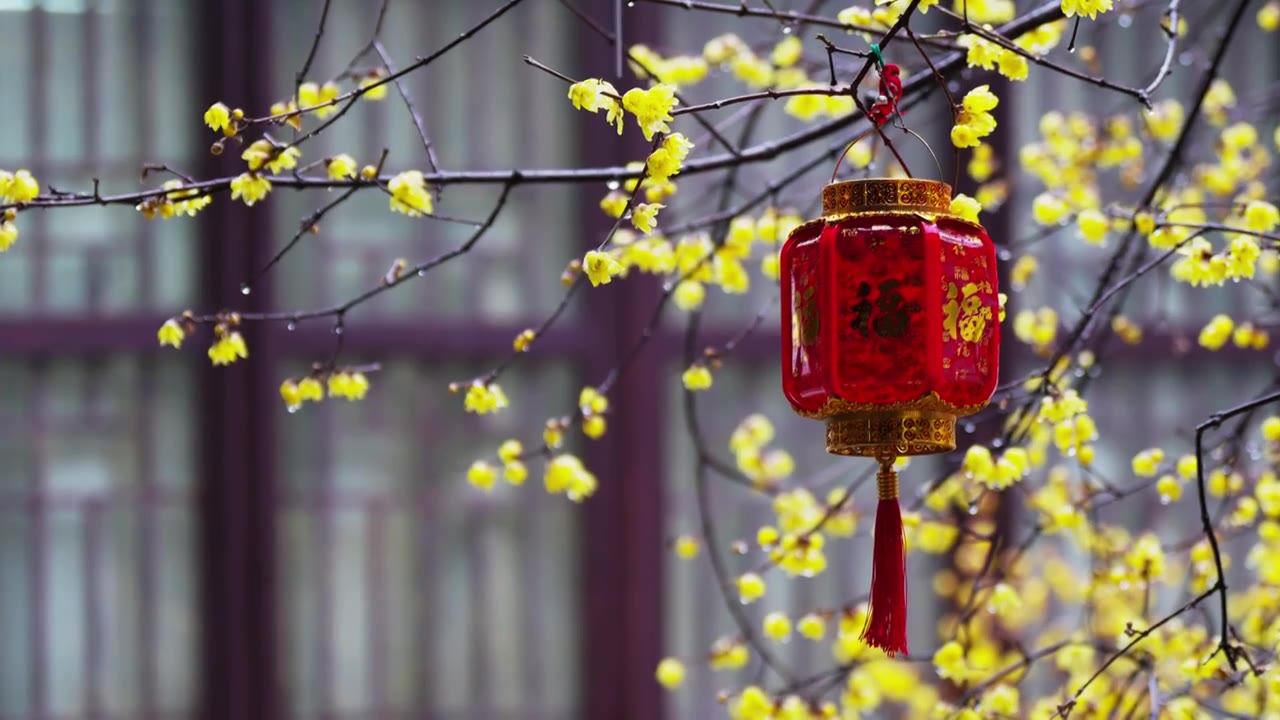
[1194,389,1280,669]
[295,0,333,90]
[373,41,441,173]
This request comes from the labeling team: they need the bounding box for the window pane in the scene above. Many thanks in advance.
[277,360,581,718]
[0,0,198,314]
[0,357,196,717]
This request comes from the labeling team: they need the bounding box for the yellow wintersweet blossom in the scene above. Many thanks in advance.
[1061,0,1113,20]
[269,100,303,131]
[567,78,619,113]
[1147,100,1186,143]
[645,132,694,183]
[736,572,766,603]
[327,371,369,401]
[1226,237,1261,281]
[1171,237,1227,287]
[204,102,232,132]
[157,319,185,348]
[1157,474,1182,503]
[933,640,969,681]
[279,380,302,409]
[1011,255,1038,289]
[673,535,699,559]
[967,143,995,181]
[654,658,685,690]
[987,582,1022,616]
[281,377,323,410]
[761,252,780,280]
[954,0,1014,22]
[1204,79,1236,125]
[297,82,321,109]
[1245,200,1280,233]
[463,382,508,415]
[770,36,802,67]
[959,34,1002,72]
[598,191,628,219]
[979,685,1019,716]
[582,415,606,441]
[1262,417,1280,442]
[628,46,708,87]
[997,50,1029,81]
[358,69,388,100]
[950,194,982,222]
[789,614,825,642]
[230,173,272,206]
[291,378,322,405]
[709,639,750,672]
[208,330,248,366]
[388,170,433,217]
[844,138,874,170]
[503,459,527,485]
[784,94,825,122]
[631,203,663,235]
[0,219,16,251]
[579,386,609,415]
[762,612,792,642]
[1261,2,1280,31]
[1076,208,1109,245]
[702,33,744,64]
[1198,314,1234,350]
[309,81,341,118]
[952,85,999,148]
[326,154,357,180]
[1,169,40,203]
[543,453,598,502]
[139,181,212,219]
[682,364,713,391]
[622,84,678,140]
[1132,448,1165,477]
[730,51,773,89]
[1013,307,1058,352]
[917,521,960,553]
[467,461,498,492]
[715,255,750,294]
[1031,193,1069,225]
[242,140,300,174]
[583,250,622,287]
[673,280,705,311]
[498,439,523,464]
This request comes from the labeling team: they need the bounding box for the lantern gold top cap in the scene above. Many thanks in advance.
[822,178,953,219]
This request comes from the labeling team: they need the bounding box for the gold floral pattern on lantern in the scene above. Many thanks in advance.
[826,410,957,457]
[822,178,952,217]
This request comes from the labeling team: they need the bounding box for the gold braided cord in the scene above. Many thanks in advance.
[876,461,899,500]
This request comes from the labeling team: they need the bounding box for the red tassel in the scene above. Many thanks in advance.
[862,458,908,657]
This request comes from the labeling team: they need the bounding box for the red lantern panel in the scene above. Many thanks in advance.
[822,220,931,405]
[937,219,1000,407]
[781,221,826,413]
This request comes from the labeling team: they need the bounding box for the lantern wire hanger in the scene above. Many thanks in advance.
[829,45,944,186]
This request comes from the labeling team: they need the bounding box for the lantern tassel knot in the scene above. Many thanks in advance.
[862,455,908,657]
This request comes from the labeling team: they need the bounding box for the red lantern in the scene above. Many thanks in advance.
[780,178,1000,656]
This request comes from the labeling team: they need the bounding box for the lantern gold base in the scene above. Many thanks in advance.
[825,410,956,457]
